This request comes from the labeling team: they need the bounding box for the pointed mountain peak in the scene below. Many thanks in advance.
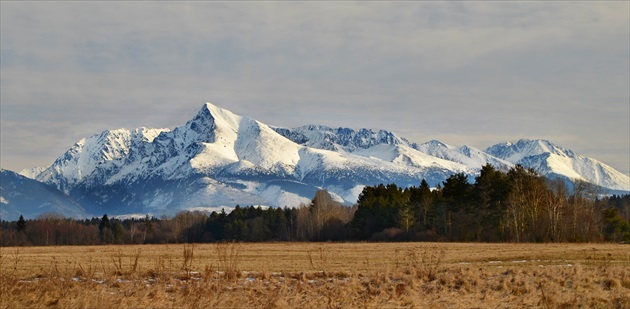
[202,102,245,131]
[509,139,571,157]
[22,102,629,219]
[486,138,628,191]
[418,140,455,150]
[203,102,238,119]
[423,140,448,147]
[487,138,578,163]
[189,103,216,125]
[457,145,474,155]
[183,103,241,140]
[516,138,555,147]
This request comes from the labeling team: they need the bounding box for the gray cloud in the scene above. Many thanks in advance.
[1,1,628,176]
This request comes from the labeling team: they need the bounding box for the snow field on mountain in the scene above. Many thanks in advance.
[487,139,629,191]
[16,102,629,217]
[232,117,301,173]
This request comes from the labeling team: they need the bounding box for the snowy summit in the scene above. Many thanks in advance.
[11,102,630,217]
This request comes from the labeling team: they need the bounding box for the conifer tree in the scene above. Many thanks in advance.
[99,214,112,241]
[17,215,26,233]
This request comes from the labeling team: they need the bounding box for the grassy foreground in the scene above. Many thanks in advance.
[1,242,629,308]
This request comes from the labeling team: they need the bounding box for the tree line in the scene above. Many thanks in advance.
[1,164,629,246]
[350,164,629,242]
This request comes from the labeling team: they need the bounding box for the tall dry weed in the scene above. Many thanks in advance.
[74,256,96,279]
[182,244,194,277]
[109,248,142,277]
[216,241,241,280]
[307,246,331,271]
[407,245,446,281]
[111,249,124,275]
[147,254,168,278]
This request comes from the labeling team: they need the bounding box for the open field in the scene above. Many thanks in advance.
[2,242,629,308]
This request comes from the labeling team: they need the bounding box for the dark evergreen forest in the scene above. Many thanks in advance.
[2,164,629,246]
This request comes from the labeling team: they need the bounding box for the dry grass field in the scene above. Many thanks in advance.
[1,242,629,308]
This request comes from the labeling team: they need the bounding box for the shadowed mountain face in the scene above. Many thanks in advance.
[11,103,628,217]
[0,169,89,220]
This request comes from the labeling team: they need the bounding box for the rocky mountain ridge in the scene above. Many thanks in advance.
[7,102,628,218]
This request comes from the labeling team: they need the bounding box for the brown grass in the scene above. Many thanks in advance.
[1,242,629,308]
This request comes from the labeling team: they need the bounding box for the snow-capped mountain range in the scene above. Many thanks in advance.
[4,102,629,218]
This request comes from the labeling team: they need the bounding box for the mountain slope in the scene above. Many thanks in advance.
[415,140,513,172]
[29,104,468,215]
[273,125,475,174]
[486,139,630,191]
[14,103,628,217]
[0,169,90,220]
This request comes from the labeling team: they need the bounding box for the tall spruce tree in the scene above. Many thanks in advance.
[17,215,26,233]
[99,214,112,241]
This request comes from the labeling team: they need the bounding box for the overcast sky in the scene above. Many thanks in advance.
[1,2,629,176]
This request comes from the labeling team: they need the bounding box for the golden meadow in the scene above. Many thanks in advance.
[2,242,629,308]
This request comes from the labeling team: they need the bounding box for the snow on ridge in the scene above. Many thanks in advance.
[415,141,512,171]
[486,138,572,163]
[273,125,408,152]
[487,139,629,191]
[418,140,455,150]
[134,127,170,143]
[187,104,303,174]
[204,102,242,132]
[352,143,468,172]
[24,103,630,217]
[232,116,301,171]
[19,166,49,179]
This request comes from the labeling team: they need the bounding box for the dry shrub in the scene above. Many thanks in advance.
[182,244,194,277]
[110,249,124,275]
[411,246,446,281]
[216,241,241,280]
[131,249,142,274]
[74,257,96,279]
[108,248,143,278]
[307,246,338,273]
[602,278,621,290]
[371,227,405,241]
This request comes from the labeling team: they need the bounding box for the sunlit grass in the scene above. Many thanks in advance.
[1,242,629,308]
